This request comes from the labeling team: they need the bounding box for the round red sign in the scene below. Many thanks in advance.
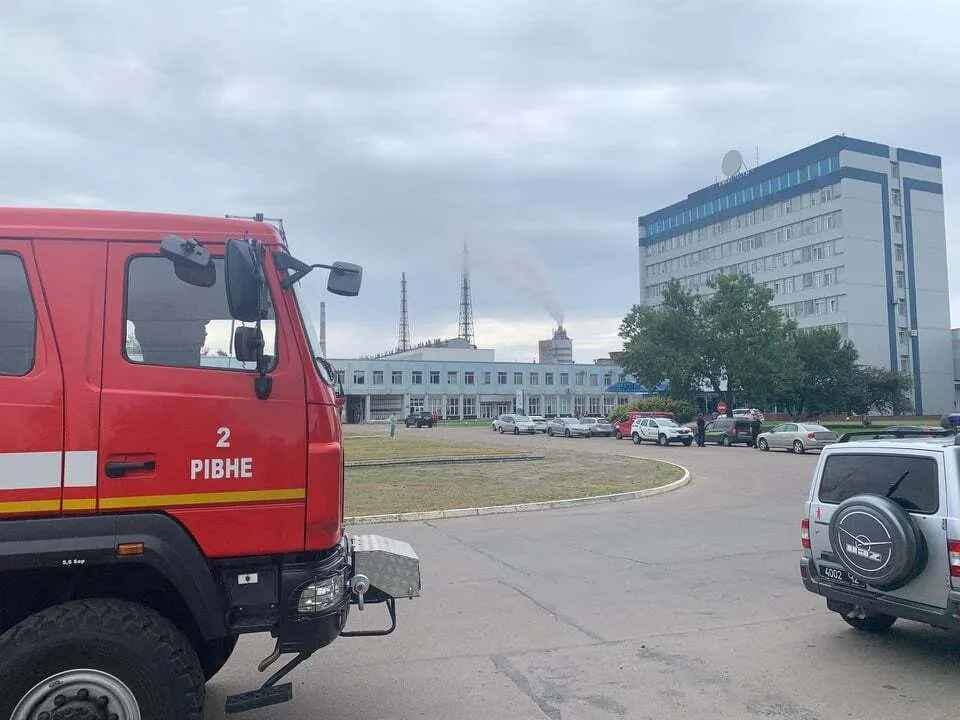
[716,401,728,414]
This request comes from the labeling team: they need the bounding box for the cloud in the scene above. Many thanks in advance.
[0,0,957,362]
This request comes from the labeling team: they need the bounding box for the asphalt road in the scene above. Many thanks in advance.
[205,427,960,720]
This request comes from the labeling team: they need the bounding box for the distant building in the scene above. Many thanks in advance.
[331,341,647,423]
[538,326,573,364]
[639,135,951,414]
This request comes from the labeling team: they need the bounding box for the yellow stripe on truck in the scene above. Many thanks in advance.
[99,488,305,510]
[0,499,61,514]
[63,498,97,511]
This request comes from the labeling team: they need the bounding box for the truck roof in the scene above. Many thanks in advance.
[0,207,283,244]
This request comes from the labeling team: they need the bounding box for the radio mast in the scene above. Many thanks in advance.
[457,242,475,345]
[398,273,411,352]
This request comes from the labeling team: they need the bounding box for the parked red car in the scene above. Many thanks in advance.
[612,410,676,440]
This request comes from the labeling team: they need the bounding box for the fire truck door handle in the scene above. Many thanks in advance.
[104,460,156,478]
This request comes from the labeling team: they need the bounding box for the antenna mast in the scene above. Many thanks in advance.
[398,273,411,352]
[457,242,475,345]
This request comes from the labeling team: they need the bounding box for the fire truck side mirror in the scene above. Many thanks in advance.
[225,239,263,322]
[327,261,362,297]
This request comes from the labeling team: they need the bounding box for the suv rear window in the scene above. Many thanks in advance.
[818,454,939,514]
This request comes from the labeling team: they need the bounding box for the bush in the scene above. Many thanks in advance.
[607,397,696,424]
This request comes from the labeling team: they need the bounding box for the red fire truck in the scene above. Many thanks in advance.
[0,208,420,719]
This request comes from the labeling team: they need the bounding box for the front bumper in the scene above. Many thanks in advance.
[801,558,960,629]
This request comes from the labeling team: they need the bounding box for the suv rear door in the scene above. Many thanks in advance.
[98,241,308,557]
[810,448,949,609]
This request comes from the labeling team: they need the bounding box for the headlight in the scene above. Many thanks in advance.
[297,572,345,614]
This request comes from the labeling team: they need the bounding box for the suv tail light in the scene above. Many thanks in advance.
[949,540,960,577]
[801,518,811,549]
[807,432,815,440]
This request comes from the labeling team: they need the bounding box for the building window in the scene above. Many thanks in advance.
[898,328,908,345]
[603,373,612,386]
[410,395,425,412]
[483,371,491,384]
[896,270,905,289]
[463,397,476,418]
[513,371,523,384]
[446,396,460,418]
[574,395,586,416]
[353,370,365,385]
[412,371,423,384]
[893,216,902,234]
[892,189,901,208]
[528,396,540,415]
[590,374,599,386]
[430,370,440,385]
[372,370,383,385]
[545,372,554,385]
[558,397,570,414]
[589,396,602,415]
[335,370,345,385]
[559,372,569,386]
[529,372,539,385]
[464,371,475,385]
[895,243,904,263]
[900,355,910,373]
[576,372,585,386]
[891,161,900,179]
[447,370,458,384]
[391,370,402,384]
[497,371,507,384]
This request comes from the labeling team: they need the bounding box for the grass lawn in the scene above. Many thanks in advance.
[345,450,682,517]
[344,433,516,462]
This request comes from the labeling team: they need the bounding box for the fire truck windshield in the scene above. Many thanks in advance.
[292,284,333,385]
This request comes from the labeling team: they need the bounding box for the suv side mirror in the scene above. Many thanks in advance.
[234,326,264,363]
[225,239,263,322]
[327,261,362,296]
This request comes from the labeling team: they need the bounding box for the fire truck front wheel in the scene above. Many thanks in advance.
[0,598,204,720]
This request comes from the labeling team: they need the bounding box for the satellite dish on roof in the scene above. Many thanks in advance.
[721,149,744,178]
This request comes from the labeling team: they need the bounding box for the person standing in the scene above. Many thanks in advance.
[750,417,762,447]
[696,414,706,447]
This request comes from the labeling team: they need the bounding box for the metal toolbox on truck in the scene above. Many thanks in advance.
[351,534,421,599]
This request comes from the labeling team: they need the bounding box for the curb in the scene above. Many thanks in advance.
[347,454,543,468]
[344,456,691,525]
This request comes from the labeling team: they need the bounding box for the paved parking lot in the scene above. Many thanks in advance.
[205,426,960,719]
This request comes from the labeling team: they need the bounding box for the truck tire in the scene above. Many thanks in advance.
[0,599,204,720]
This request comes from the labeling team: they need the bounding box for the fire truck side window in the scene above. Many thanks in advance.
[124,256,276,370]
[0,253,36,376]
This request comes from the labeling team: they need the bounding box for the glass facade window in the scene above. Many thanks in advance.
[545,372,554,385]
[484,371,491,384]
[576,372,585,386]
[574,395,586,416]
[589,396,602,415]
[430,370,440,384]
[892,189,901,207]
[412,371,423,384]
[590,374,599,386]
[891,161,900,179]
[603,373,612,386]
[391,370,402,384]
[558,397,570,414]
[463,397,476,418]
[446,396,460,418]
[464,371,475,385]
[559,372,569,385]
[498,371,507,384]
[447,370,458,384]
[529,372,539,385]
[893,216,903,234]
[895,244,904,262]
[410,395,425,412]
[372,370,383,385]
[513,371,523,384]
[353,370,365,384]
[528,397,540,415]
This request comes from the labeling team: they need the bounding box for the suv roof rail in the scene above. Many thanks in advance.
[837,428,954,443]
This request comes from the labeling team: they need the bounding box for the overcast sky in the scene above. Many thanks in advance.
[2,1,958,362]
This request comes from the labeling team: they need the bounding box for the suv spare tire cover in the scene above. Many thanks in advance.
[828,494,927,591]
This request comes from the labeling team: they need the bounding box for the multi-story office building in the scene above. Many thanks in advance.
[331,345,641,423]
[638,135,951,414]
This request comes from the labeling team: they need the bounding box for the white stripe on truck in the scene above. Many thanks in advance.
[0,450,98,490]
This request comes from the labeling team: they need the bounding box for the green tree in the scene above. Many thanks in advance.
[777,326,859,417]
[848,366,913,416]
[699,274,797,413]
[619,281,704,400]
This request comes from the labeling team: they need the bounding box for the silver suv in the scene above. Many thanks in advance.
[801,431,960,632]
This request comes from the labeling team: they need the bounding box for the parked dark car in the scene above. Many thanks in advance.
[405,411,434,428]
[703,417,755,446]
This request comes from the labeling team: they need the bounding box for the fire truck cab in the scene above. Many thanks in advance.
[0,208,420,720]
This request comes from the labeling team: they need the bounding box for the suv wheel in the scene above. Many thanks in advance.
[564,429,571,438]
[720,436,730,447]
[758,438,769,451]
[0,599,204,720]
[793,439,805,454]
[658,434,667,446]
[841,612,897,633]
[513,427,519,435]
[615,430,622,440]
[632,433,641,445]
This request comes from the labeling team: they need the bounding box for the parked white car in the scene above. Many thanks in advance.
[631,417,694,446]
[493,413,537,434]
[546,417,593,438]
[528,415,548,433]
